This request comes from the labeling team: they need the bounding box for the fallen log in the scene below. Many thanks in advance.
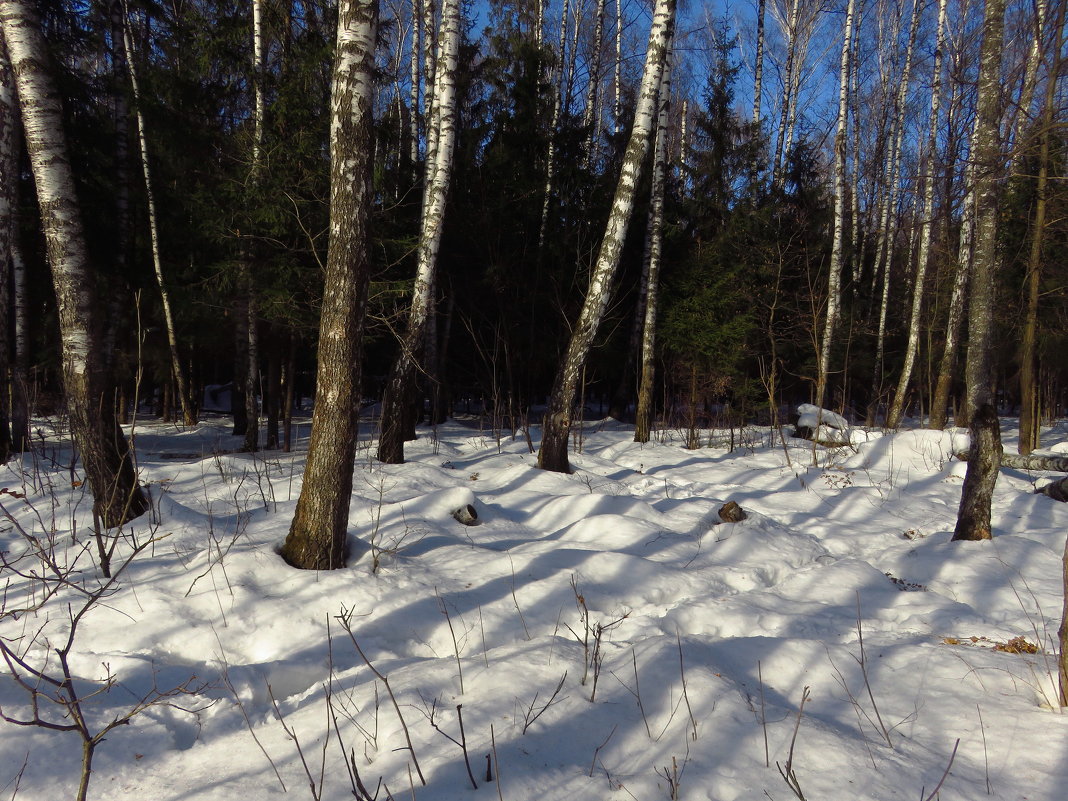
[954,450,1068,472]
[1036,477,1068,502]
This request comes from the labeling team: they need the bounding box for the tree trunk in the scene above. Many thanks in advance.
[539,0,676,472]
[635,42,672,444]
[0,30,16,461]
[815,0,856,416]
[377,0,460,464]
[581,0,607,169]
[870,0,921,420]
[751,0,765,127]
[1,0,148,525]
[953,0,1006,543]
[1018,0,1064,455]
[120,5,196,427]
[281,0,377,570]
[241,0,266,453]
[887,0,949,430]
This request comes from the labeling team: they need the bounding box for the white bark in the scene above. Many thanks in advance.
[409,0,421,168]
[887,0,949,430]
[582,0,607,167]
[752,0,766,126]
[1,0,147,523]
[635,41,673,443]
[377,0,461,463]
[815,0,856,414]
[282,0,378,570]
[614,0,622,132]
[1008,0,1047,172]
[870,0,921,415]
[121,3,195,425]
[538,0,677,472]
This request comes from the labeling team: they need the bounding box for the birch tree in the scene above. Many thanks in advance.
[814,0,855,416]
[869,0,921,417]
[0,0,148,525]
[635,40,673,444]
[121,2,196,427]
[886,0,949,429]
[1018,0,1064,455]
[954,0,1006,542]
[538,0,677,473]
[0,30,14,460]
[281,0,378,570]
[377,0,461,464]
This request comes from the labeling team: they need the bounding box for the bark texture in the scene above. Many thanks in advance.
[2,0,148,525]
[634,44,673,444]
[280,0,378,570]
[377,0,460,464]
[121,5,196,426]
[814,0,856,415]
[0,31,16,461]
[1018,0,1064,455]
[539,0,676,473]
[886,0,948,430]
[953,0,1006,542]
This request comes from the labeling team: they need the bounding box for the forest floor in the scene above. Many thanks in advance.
[1,412,1067,800]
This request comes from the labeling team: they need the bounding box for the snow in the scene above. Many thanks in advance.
[2,414,1067,801]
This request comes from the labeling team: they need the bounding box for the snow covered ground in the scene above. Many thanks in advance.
[1,413,1066,800]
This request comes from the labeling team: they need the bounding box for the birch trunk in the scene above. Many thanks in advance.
[0,31,16,460]
[237,0,267,451]
[870,0,921,419]
[582,0,607,168]
[635,43,673,444]
[814,0,856,416]
[538,0,572,253]
[752,0,765,127]
[539,0,676,473]
[613,0,622,133]
[886,0,949,430]
[281,0,377,570]
[377,0,460,464]
[409,0,421,170]
[121,4,196,426]
[1009,0,1047,172]
[954,0,1006,542]
[930,121,981,429]
[772,0,800,180]
[1,0,148,525]
[1018,0,1064,455]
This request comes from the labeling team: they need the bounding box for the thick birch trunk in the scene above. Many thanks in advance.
[814,0,856,416]
[377,0,460,464]
[635,45,673,444]
[539,0,676,473]
[1,0,148,525]
[887,0,949,430]
[281,0,377,570]
[121,5,196,427]
[953,0,1006,542]
[1018,0,1064,455]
